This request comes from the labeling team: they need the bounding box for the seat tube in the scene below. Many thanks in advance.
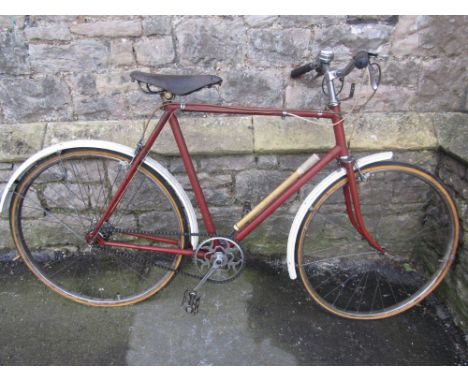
[88,108,174,242]
[169,114,217,235]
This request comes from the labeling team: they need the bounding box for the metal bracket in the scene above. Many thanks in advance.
[338,155,356,165]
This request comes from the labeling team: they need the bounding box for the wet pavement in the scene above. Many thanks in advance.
[0,259,467,365]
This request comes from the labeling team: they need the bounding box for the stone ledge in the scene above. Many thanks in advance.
[345,113,439,151]
[254,113,439,153]
[1,112,465,161]
[43,117,254,156]
[0,123,46,161]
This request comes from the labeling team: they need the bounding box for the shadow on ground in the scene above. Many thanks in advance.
[0,259,466,365]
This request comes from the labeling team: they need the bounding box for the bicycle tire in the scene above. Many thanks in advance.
[10,148,189,307]
[296,161,460,319]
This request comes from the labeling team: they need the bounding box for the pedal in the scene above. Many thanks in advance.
[182,289,201,314]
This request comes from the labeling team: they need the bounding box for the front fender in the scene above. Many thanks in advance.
[286,151,394,280]
[0,140,200,250]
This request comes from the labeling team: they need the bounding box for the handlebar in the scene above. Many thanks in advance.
[290,50,378,80]
[290,49,380,104]
[290,61,320,78]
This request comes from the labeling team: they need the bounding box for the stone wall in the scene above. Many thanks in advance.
[0,15,466,123]
[0,15,467,330]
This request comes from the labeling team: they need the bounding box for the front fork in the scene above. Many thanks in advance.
[340,157,385,254]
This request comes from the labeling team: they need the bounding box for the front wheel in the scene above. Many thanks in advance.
[296,161,460,319]
[10,148,189,307]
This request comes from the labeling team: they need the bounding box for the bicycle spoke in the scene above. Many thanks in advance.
[11,149,188,306]
[301,250,376,267]
[14,191,85,243]
[298,163,457,318]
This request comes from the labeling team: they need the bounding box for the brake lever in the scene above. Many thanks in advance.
[368,62,381,91]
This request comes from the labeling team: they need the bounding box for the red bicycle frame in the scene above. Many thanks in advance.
[86,102,384,255]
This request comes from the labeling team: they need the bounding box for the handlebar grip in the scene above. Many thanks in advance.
[354,51,370,69]
[290,62,318,78]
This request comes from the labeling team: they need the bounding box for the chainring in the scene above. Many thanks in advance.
[193,237,245,282]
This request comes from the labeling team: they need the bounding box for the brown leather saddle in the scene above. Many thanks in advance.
[130,71,222,96]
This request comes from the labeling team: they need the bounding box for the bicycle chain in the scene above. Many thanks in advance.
[101,227,243,284]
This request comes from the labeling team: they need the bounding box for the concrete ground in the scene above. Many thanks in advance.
[0,259,466,366]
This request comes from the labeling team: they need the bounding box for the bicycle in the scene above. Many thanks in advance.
[0,48,460,319]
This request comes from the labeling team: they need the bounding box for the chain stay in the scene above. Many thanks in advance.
[100,227,240,283]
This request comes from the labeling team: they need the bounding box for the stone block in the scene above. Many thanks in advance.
[366,85,417,113]
[25,25,71,41]
[134,36,175,66]
[436,113,468,164]
[346,113,438,151]
[198,155,255,173]
[0,123,46,161]
[313,24,393,56]
[73,93,128,121]
[29,40,110,73]
[151,116,254,156]
[95,71,134,95]
[0,16,25,30]
[142,16,172,36]
[175,17,247,68]
[278,154,313,170]
[235,169,292,204]
[221,69,284,107]
[346,16,399,25]
[70,20,142,37]
[389,16,424,57]
[243,16,278,28]
[0,32,30,75]
[0,220,14,249]
[418,16,467,57]
[0,163,14,183]
[43,120,142,148]
[277,15,344,27]
[390,16,467,58]
[110,40,135,66]
[242,210,294,255]
[126,91,166,119]
[247,28,312,65]
[416,58,467,112]
[256,155,278,169]
[379,59,422,89]
[204,206,243,235]
[29,16,79,25]
[0,76,72,123]
[392,150,439,172]
[253,116,335,153]
[66,72,97,97]
[284,80,324,109]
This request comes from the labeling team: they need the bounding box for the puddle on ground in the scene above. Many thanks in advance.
[0,259,466,365]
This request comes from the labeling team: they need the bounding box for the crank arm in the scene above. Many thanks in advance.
[181,261,221,314]
[192,261,221,292]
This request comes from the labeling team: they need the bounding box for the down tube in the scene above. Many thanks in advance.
[234,146,341,242]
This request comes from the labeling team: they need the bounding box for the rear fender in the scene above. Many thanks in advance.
[0,140,200,249]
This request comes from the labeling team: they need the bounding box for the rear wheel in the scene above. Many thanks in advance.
[296,162,459,319]
[10,148,189,307]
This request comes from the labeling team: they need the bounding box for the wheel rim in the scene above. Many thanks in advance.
[297,163,459,319]
[11,149,186,306]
